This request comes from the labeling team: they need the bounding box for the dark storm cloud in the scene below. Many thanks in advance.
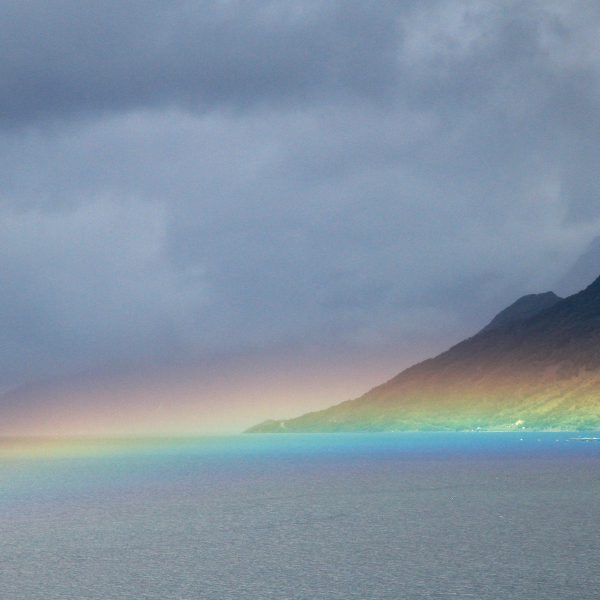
[1,0,600,391]
[0,0,403,126]
[3,0,598,136]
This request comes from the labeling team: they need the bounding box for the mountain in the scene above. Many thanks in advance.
[247,278,600,433]
[478,292,562,333]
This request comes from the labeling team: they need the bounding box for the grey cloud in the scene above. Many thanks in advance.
[0,200,207,383]
[0,1,403,127]
[1,1,600,393]
[2,0,598,132]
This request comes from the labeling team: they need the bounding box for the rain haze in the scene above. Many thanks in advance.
[2,0,600,434]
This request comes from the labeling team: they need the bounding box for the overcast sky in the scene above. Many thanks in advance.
[2,1,600,429]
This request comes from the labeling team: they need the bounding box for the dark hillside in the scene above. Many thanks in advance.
[478,292,562,333]
[247,277,600,432]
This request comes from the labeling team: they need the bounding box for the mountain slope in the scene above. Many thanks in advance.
[247,278,600,432]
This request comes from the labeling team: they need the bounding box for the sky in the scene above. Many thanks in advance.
[2,0,600,434]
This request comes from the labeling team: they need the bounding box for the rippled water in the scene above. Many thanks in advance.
[1,432,599,599]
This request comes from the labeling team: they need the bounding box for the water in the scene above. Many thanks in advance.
[1,432,599,599]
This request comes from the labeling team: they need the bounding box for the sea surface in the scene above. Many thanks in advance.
[0,432,599,600]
